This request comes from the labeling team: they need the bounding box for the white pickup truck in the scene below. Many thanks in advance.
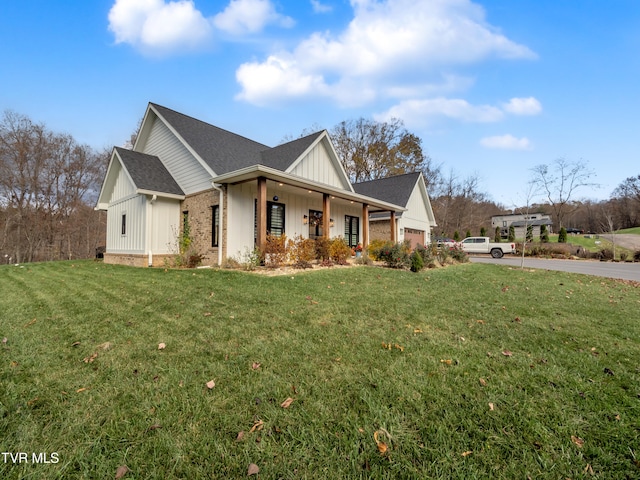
[459,237,516,258]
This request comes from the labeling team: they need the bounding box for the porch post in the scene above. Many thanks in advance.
[256,176,267,251]
[390,211,396,242]
[362,203,369,247]
[322,193,331,239]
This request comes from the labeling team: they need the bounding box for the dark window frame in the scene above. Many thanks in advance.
[344,215,359,247]
[212,205,220,247]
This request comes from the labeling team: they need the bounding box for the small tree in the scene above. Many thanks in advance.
[558,227,567,243]
[494,227,501,243]
[453,231,460,241]
[540,224,549,243]
[526,225,533,242]
[465,229,472,239]
[508,226,515,242]
[480,227,486,237]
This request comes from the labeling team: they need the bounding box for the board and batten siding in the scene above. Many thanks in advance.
[289,141,351,191]
[141,116,213,195]
[399,184,432,244]
[226,183,362,258]
[106,194,146,254]
[147,197,181,255]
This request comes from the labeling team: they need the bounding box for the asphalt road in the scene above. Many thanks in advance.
[469,255,640,282]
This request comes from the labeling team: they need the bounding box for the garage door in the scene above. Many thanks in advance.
[404,228,425,249]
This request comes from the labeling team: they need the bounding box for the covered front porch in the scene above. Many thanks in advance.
[214,165,405,259]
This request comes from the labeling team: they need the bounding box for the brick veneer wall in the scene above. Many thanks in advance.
[180,187,227,266]
[369,220,391,242]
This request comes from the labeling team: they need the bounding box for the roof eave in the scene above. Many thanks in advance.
[213,165,406,212]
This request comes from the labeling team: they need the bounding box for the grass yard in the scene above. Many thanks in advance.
[1,261,639,479]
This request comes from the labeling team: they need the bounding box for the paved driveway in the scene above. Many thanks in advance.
[469,256,640,282]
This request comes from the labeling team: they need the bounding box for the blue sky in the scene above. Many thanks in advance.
[1,0,638,204]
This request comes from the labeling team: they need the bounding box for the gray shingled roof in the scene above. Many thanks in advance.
[151,103,269,175]
[352,172,421,207]
[260,131,324,171]
[116,147,184,196]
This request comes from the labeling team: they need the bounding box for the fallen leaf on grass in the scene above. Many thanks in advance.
[249,420,264,433]
[280,397,294,408]
[71,341,80,347]
[76,388,87,393]
[251,362,261,370]
[83,352,98,363]
[502,350,513,357]
[440,359,452,365]
[584,463,594,475]
[206,380,216,389]
[479,378,487,387]
[2,337,8,344]
[158,343,166,350]
[24,318,37,327]
[489,402,495,411]
[115,465,129,479]
[571,435,585,448]
[236,431,245,442]
[461,450,473,457]
[373,430,389,455]
[247,463,259,476]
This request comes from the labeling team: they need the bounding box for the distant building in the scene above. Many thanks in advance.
[491,213,553,239]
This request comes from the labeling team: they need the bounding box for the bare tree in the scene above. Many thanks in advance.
[330,117,440,185]
[530,158,598,229]
[0,110,106,263]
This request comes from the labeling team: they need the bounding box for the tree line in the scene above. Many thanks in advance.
[0,110,107,263]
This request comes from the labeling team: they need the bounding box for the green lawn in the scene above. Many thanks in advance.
[1,261,639,479]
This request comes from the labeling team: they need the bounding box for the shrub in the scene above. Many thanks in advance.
[410,250,424,272]
[540,224,549,243]
[329,237,351,265]
[494,227,501,243]
[368,239,390,261]
[414,243,434,267]
[620,251,629,262]
[378,242,410,269]
[453,231,460,241]
[287,235,316,269]
[263,234,287,267]
[598,248,614,261]
[315,237,331,262]
[558,227,567,243]
[448,244,469,263]
[480,227,487,237]
[508,226,515,242]
[634,250,640,262]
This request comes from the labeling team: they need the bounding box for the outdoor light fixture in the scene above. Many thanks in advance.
[330,218,334,227]
[273,195,279,201]
[303,215,308,225]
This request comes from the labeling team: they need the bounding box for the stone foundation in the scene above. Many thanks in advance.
[104,253,175,268]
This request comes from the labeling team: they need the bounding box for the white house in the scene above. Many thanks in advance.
[96,103,437,267]
[491,213,553,239]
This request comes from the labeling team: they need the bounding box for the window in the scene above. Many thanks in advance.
[121,213,126,235]
[308,209,323,239]
[267,201,285,237]
[254,200,286,241]
[212,205,219,247]
[344,215,359,247]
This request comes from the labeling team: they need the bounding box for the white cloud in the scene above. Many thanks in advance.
[213,0,294,35]
[503,97,542,115]
[374,98,504,127]
[480,134,533,150]
[236,0,536,105]
[108,0,214,54]
[108,0,293,54]
[311,0,333,13]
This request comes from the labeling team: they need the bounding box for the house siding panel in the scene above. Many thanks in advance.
[106,194,146,254]
[142,117,212,194]
[290,142,350,190]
